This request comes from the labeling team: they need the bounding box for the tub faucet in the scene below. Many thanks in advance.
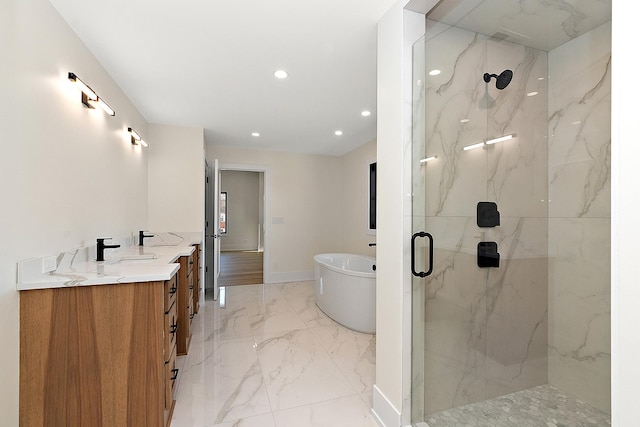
[96,238,120,261]
[139,230,154,246]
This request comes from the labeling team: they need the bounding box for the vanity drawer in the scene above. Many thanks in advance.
[164,348,177,410]
[163,275,177,313]
[164,302,178,359]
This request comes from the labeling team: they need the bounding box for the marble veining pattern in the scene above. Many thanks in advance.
[171,281,378,427]
[547,22,611,413]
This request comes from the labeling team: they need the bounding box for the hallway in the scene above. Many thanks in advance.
[170,281,377,427]
[219,251,264,286]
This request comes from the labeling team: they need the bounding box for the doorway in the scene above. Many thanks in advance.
[218,169,265,286]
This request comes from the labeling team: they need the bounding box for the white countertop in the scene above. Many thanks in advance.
[17,232,202,291]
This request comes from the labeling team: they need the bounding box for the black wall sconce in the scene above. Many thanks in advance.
[68,72,115,116]
[128,127,149,148]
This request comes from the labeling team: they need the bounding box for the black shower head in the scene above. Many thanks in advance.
[483,69,513,90]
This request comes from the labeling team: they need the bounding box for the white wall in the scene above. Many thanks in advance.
[220,170,260,251]
[207,145,344,282]
[611,1,640,424]
[147,124,205,232]
[0,0,149,424]
[374,3,427,426]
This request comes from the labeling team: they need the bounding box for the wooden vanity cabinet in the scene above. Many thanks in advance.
[20,275,179,427]
[177,253,194,355]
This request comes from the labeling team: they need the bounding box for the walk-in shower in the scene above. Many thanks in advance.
[410,0,611,425]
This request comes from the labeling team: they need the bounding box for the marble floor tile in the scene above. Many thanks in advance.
[272,395,379,427]
[245,302,307,335]
[287,294,336,328]
[242,285,308,335]
[310,324,376,394]
[172,283,376,426]
[209,305,253,341]
[174,337,272,424]
[278,280,315,301]
[256,328,356,410]
[209,413,277,427]
[360,391,373,407]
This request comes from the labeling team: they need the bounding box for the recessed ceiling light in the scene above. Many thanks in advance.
[527,91,539,97]
[429,69,441,76]
[334,130,343,136]
[274,70,288,79]
[361,110,371,117]
[460,118,470,123]
[251,132,260,137]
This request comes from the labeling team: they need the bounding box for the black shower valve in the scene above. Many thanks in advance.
[477,202,500,227]
[478,242,500,268]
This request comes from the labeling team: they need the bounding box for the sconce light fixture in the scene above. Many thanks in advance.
[68,72,115,116]
[128,127,149,148]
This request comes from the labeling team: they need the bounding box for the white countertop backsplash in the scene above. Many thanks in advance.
[17,232,202,291]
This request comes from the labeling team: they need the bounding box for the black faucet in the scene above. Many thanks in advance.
[139,230,154,246]
[96,238,120,261]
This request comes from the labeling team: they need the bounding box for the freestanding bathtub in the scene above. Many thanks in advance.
[314,253,376,334]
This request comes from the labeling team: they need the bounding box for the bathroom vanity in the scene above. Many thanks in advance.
[17,233,202,427]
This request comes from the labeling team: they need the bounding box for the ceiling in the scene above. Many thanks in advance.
[48,0,399,156]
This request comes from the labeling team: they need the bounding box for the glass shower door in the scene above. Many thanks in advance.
[411,18,550,420]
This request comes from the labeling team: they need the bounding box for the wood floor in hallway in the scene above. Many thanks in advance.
[219,250,264,286]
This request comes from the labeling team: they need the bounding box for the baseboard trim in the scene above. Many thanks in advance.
[265,270,314,284]
[372,385,401,427]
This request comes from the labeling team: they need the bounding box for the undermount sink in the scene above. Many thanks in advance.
[109,254,158,265]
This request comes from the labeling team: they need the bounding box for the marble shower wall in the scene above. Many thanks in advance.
[547,22,611,414]
[416,21,549,415]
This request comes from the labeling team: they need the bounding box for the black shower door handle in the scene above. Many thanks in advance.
[412,231,434,278]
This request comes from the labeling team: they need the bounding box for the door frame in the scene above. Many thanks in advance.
[218,162,270,284]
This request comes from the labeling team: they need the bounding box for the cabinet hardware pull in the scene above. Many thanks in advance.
[170,324,178,334]
[170,369,179,381]
[169,287,177,295]
[189,314,194,319]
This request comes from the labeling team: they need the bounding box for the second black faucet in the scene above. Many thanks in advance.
[139,230,154,246]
